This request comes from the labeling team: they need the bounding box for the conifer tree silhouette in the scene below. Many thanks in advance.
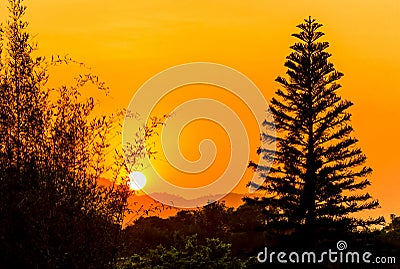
[247,17,383,240]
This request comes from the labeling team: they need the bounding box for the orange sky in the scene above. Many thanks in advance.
[1,0,399,218]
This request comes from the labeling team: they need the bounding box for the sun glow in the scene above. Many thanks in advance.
[128,172,147,191]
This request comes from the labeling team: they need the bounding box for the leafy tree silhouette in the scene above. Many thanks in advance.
[246,17,384,245]
[0,1,134,268]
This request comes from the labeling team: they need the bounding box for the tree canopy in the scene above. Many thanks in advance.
[0,1,131,268]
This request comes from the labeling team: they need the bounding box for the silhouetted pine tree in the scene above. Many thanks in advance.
[247,17,383,240]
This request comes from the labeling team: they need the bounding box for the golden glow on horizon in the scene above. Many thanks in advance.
[1,0,398,218]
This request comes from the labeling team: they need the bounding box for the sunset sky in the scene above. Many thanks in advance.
[1,0,399,218]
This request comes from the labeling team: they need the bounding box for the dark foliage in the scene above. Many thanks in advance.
[119,202,267,260]
[117,234,252,269]
[246,17,384,244]
[0,1,131,268]
[119,202,399,269]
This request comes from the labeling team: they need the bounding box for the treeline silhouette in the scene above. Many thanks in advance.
[0,1,398,268]
[118,202,399,268]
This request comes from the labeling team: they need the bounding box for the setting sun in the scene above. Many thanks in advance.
[128,172,147,191]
